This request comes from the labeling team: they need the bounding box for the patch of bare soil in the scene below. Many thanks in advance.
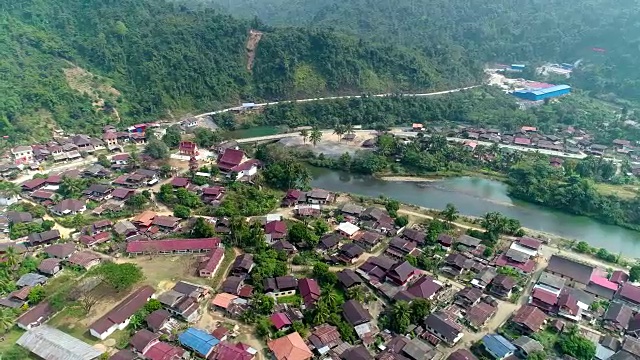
[246,29,263,72]
[63,62,122,122]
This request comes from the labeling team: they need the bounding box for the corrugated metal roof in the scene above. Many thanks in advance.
[179,327,219,356]
[17,325,103,360]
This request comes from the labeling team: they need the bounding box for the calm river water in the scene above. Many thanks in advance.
[309,167,640,256]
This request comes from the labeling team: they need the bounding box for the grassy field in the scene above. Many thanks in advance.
[116,255,213,291]
[594,182,639,199]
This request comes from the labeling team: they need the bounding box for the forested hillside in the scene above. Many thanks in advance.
[0,0,474,144]
[204,0,640,103]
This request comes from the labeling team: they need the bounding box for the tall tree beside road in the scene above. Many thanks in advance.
[309,128,323,146]
[440,203,459,227]
[300,129,309,144]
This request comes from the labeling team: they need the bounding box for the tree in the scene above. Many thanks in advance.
[300,129,308,144]
[173,205,191,219]
[97,154,111,168]
[162,126,182,148]
[312,219,330,236]
[0,308,14,334]
[250,293,275,315]
[96,262,144,292]
[630,265,640,282]
[558,326,596,360]
[192,217,215,238]
[193,128,221,148]
[309,127,322,146]
[394,216,408,227]
[27,285,46,304]
[288,222,319,248]
[440,203,459,226]
[125,193,149,210]
[389,301,411,334]
[80,293,100,312]
[144,140,169,160]
[575,241,591,253]
[292,321,309,338]
[527,352,546,360]
[333,124,345,141]
[385,200,400,215]
[410,298,432,324]
[346,285,366,303]
[144,299,162,313]
[313,263,337,286]
[3,246,18,270]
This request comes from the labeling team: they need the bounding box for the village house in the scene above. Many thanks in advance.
[179,141,198,156]
[27,230,61,247]
[337,243,365,264]
[308,324,342,355]
[385,237,419,259]
[179,327,219,358]
[545,255,595,288]
[11,145,34,165]
[616,283,640,311]
[51,199,86,216]
[510,305,547,334]
[357,256,396,283]
[424,312,464,346]
[264,276,298,298]
[17,325,103,360]
[16,302,54,330]
[395,275,442,302]
[318,233,342,252]
[0,192,19,206]
[83,183,113,201]
[111,153,130,167]
[306,189,333,205]
[202,186,225,204]
[67,251,101,270]
[264,220,287,243]
[352,231,382,251]
[37,258,62,276]
[44,243,76,259]
[90,285,155,340]
[198,247,225,278]
[267,332,313,360]
[489,274,518,299]
[21,178,46,192]
[282,189,305,207]
[299,278,321,309]
[157,290,201,323]
[152,215,181,232]
[230,254,254,277]
[337,269,363,290]
[337,222,360,239]
[603,302,633,332]
[482,334,516,360]
[455,287,483,309]
[386,261,420,286]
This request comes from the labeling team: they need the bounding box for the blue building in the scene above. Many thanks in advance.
[178,327,220,358]
[513,84,571,101]
[482,334,516,359]
[511,64,526,71]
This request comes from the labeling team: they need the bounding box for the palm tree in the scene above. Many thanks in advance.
[312,301,330,325]
[309,128,322,147]
[390,301,411,333]
[344,123,355,137]
[439,203,459,227]
[346,285,366,303]
[300,129,309,144]
[4,247,18,271]
[333,124,345,141]
[0,181,20,196]
[0,308,14,334]
[322,288,340,311]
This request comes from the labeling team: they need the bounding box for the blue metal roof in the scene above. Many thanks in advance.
[531,84,570,95]
[482,334,516,357]
[179,327,219,356]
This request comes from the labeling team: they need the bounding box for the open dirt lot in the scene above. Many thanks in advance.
[279,131,376,157]
[115,255,212,290]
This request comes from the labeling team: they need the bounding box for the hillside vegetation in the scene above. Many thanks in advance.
[205,0,640,103]
[0,0,479,144]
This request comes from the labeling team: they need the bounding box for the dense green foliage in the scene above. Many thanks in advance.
[1,0,464,145]
[224,88,636,144]
[508,158,640,229]
[208,0,640,103]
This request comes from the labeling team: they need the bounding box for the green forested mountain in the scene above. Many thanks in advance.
[204,0,640,103]
[0,0,477,144]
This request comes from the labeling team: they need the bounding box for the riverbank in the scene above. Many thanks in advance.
[309,167,640,256]
[338,192,634,267]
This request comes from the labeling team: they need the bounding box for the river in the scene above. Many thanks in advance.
[309,167,640,257]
